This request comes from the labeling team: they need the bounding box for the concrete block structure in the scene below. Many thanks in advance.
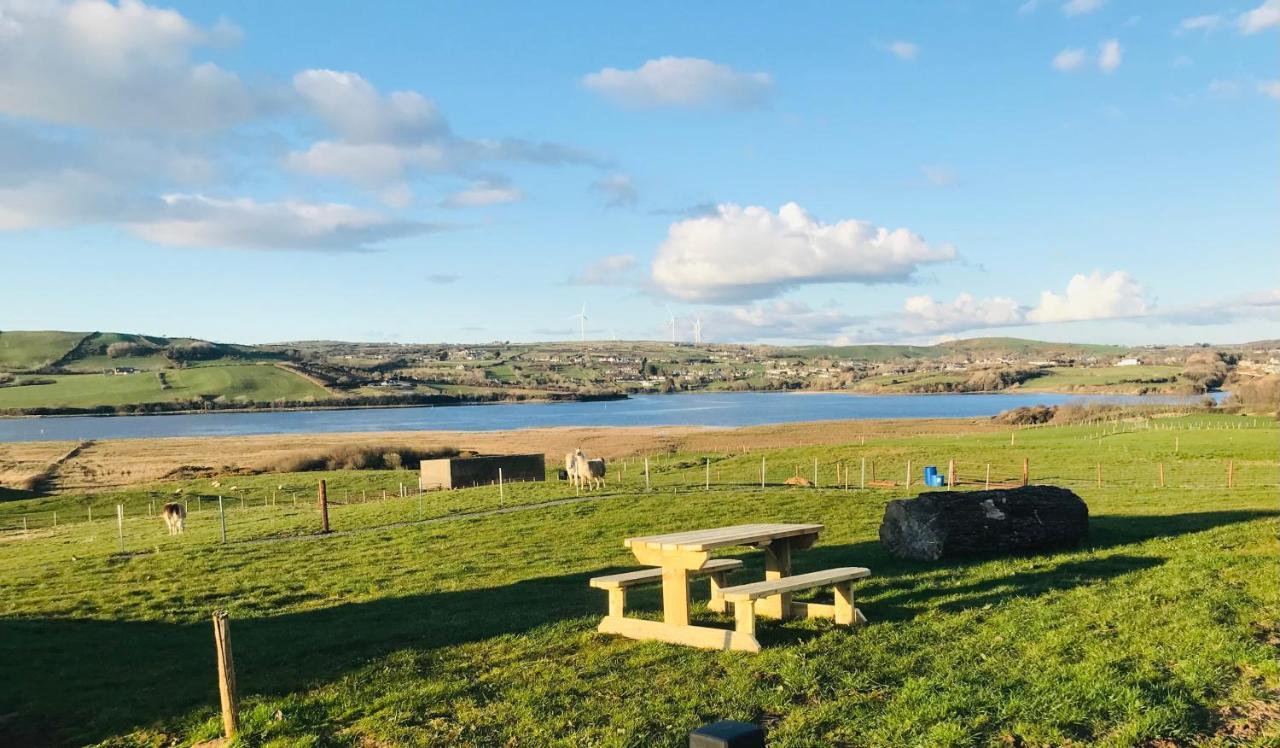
[419,453,546,490]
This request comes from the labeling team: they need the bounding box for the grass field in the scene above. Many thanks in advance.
[0,364,332,410]
[0,414,1276,746]
[0,331,87,371]
[1021,365,1185,393]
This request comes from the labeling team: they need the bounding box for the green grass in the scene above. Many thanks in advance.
[0,415,1277,746]
[0,364,332,409]
[1021,365,1185,392]
[0,330,87,371]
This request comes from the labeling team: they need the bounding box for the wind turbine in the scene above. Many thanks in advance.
[570,304,588,342]
[665,306,677,344]
[693,316,703,345]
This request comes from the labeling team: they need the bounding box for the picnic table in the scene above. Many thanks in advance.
[595,522,870,652]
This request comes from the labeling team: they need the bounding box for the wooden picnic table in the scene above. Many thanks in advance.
[597,523,824,651]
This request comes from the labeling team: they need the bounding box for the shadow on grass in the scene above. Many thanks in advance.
[1,508,1273,745]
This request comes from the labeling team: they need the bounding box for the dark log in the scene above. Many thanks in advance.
[878,485,1089,561]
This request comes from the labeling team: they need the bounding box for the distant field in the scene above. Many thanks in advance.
[1020,365,1184,392]
[0,364,331,409]
[0,331,86,370]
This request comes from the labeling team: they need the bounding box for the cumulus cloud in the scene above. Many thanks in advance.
[1052,48,1087,72]
[1052,40,1121,73]
[285,70,603,204]
[650,202,956,302]
[443,180,523,208]
[1176,14,1224,33]
[1238,0,1280,33]
[591,173,638,208]
[0,0,255,131]
[582,57,773,110]
[1062,0,1105,16]
[1026,270,1148,323]
[887,41,919,61]
[569,254,638,286]
[126,194,435,251]
[701,301,862,342]
[1097,39,1123,73]
[900,294,1024,335]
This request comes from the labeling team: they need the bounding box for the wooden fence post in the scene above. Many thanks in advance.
[1158,462,1165,488]
[1096,462,1102,488]
[1227,459,1234,489]
[1021,457,1029,487]
[947,459,955,489]
[985,463,991,490]
[318,479,330,533]
[212,611,239,739]
[759,456,765,488]
[116,504,124,553]
[706,458,711,490]
[813,458,818,488]
[860,457,866,490]
[218,496,227,543]
[906,460,912,489]
[498,468,505,505]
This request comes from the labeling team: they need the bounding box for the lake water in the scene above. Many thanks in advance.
[0,391,1219,443]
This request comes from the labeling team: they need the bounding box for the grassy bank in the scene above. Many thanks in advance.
[0,414,1276,746]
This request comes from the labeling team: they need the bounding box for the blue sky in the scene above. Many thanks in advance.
[1,0,1276,345]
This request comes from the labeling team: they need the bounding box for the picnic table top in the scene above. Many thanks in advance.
[624,523,824,553]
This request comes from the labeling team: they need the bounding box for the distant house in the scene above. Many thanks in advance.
[1115,357,1141,367]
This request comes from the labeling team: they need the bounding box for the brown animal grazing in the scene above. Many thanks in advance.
[161,502,186,535]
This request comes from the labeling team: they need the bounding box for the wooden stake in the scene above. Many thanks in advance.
[116,504,124,552]
[1227,459,1234,489]
[813,457,818,487]
[860,457,866,490]
[318,479,330,533]
[1096,462,1102,488]
[218,496,227,543]
[212,611,239,739]
[760,455,765,488]
[1159,462,1165,488]
[947,459,955,489]
[498,467,505,505]
[906,459,912,489]
[705,458,710,490]
[985,463,991,490]
[1021,457,1029,487]
[645,457,651,490]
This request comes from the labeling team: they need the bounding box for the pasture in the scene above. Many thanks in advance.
[0,413,1276,746]
[0,364,331,410]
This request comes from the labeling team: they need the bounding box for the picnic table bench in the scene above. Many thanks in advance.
[590,523,871,652]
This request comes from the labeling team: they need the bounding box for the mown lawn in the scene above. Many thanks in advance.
[0,364,332,409]
[0,415,1276,746]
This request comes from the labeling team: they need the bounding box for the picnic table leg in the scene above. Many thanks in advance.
[662,567,691,625]
[708,569,729,613]
[757,540,792,619]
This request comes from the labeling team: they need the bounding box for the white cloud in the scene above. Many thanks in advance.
[0,0,255,131]
[1176,14,1224,33]
[1238,0,1280,33]
[650,202,956,302]
[701,301,861,342]
[569,254,637,286]
[1052,48,1087,72]
[1259,80,1280,100]
[1017,0,1043,14]
[582,57,773,110]
[1026,270,1148,323]
[286,70,603,204]
[1053,41,1121,73]
[443,180,523,208]
[887,41,919,61]
[591,173,638,208]
[1208,79,1241,96]
[1063,0,1105,16]
[901,294,1024,335]
[126,194,434,251]
[1098,39,1122,73]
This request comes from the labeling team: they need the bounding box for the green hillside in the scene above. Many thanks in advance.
[0,364,330,409]
[0,330,87,370]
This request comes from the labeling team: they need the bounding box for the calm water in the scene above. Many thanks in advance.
[0,391,1219,442]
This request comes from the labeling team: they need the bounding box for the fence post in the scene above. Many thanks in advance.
[318,480,330,533]
[860,457,866,490]
[906,460,912,490]
[218,496,227,543]
[22,516,28,535]
[1021,457,1029,487]
[1096,462,1102,488]
[985,463,991,490]
[705,459,710,490]
[947,459,955,489]
[212,611,239,740]
[88,506,92,523]
[760,456,765,488]
[52,511,57,527]
[813,458,818,488]
[498,467,505,506]
[1011,432,1015,446]
[645,457,651,491]
[1159,462,1165,488]
[1227,459,1234,489]
[116,504,124,552]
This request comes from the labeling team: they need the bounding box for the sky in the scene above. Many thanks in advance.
[1,0,1277,346]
